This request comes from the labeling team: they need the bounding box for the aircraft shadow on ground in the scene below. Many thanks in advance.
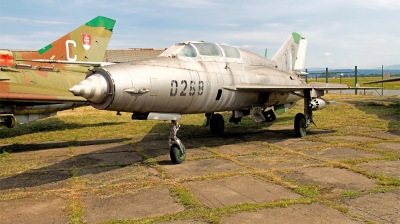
[346,98,400,136]
[0,116,333,191]
[0,117,125,139]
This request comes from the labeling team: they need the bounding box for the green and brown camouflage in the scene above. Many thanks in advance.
[1,16,115,69]
[0,16,116,128]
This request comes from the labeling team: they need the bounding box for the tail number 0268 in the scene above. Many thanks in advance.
[170,80,204,96]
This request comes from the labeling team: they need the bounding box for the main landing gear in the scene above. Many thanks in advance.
[294,90,316,138]
[294,113,307,137]
[169,120,186,164]
[205,113,225,136]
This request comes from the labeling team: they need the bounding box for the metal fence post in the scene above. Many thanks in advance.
[326,67,329,93]
[381,65,384,96]
[355,66,358,95]
[305,69,308,83]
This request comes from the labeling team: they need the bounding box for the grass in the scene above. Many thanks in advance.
[0,149,9,160]
[294,185,320,197]
[308,77,400,90]
[0,94,399,223]
[1,94,398,146]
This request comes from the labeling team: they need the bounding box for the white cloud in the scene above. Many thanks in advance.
[240,45,253,49]
[159,0,218,8]
[214,23,241,28]
[0,16,73,25]
[355,0,400,10]
[1,1,399,68]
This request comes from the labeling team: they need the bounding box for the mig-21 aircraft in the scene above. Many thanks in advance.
[69,32,360,164]
[0,16,116,128]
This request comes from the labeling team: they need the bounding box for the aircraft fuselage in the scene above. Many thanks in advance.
[80,48,304,116]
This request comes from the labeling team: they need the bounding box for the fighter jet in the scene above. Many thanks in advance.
[364,77,400,84]
[69,32,356,164]
[0,16,116,128]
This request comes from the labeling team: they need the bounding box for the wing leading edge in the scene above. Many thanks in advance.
[223,82,380,92]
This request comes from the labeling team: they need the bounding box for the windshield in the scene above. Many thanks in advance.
[192,43,222,56]
[177,44,197,57]
[220,45,241,58]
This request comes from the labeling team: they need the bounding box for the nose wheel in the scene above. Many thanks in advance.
[170,144,186,164]
[169,120,186,164]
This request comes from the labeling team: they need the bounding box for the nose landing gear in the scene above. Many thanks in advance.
[169,120,186,164]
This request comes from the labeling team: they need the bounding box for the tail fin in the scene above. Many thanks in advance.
[271,32,307,74]
[15,16,116,65]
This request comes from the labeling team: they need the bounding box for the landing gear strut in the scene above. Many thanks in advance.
[169,120,186,164]
[294,90,316,137]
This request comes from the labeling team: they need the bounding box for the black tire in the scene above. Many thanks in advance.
[210,113,224,135]
[170,144,186,164]
[294,113,307,137]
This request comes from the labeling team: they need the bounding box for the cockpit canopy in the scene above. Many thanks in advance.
[160,42,242,61]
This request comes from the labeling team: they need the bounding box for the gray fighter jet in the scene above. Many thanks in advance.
[69,32,354,164]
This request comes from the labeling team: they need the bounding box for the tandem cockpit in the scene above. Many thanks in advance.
[159,42,243,63]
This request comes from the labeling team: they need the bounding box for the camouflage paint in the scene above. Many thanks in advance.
[1,16,116,127]
[14,16,116,69]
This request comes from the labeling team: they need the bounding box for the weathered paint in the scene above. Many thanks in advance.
[14,16,116,69]
[71,37,307,115]
[38,44,53,55]
[0,50,14,67]
[85,16,116,31]
[21,70,31,85]
[1,16,116,127]
[292,32,301,44]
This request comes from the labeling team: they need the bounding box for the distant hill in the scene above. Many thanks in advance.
[307,64,400,72]
[376,64,400,70]
[305,65,400,78]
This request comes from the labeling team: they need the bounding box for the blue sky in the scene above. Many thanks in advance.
[0,0,399,68]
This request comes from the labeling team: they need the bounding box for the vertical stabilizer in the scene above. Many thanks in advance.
[14,16,116,67]
[271,32,307,74]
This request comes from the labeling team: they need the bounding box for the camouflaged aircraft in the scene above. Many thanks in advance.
[0,16,116,128]
[69,32,361,164]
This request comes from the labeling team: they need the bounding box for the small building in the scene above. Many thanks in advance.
[104,48,167,62]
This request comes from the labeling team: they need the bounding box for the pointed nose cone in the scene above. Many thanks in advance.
[69,74,109,104]
[68,85,84,96]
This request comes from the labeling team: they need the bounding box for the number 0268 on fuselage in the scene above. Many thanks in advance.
[69,32,350,164]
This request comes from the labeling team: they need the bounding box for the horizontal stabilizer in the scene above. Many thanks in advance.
[363,77,400,84]
[308,82,381,90]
